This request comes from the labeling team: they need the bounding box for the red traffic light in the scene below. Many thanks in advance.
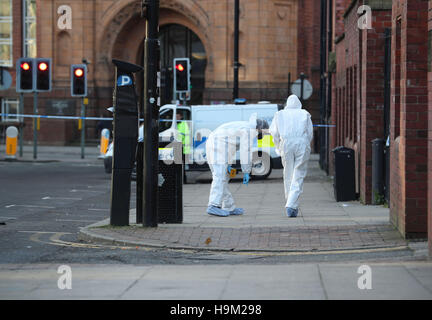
[38,62,48,71]
[176,64,184,72]
[74,68,84,77]
[21,62,30,71]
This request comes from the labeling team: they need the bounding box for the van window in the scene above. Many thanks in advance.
[159,109,173,132]
[176,109,191,123]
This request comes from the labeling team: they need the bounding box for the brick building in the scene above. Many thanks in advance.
[322,0,431,251]
[0,0,321,146]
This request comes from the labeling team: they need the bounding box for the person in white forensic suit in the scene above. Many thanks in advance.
[269,94,313,217]
[205,114,269,217]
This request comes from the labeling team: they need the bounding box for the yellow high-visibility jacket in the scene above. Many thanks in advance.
[177,121,191,154]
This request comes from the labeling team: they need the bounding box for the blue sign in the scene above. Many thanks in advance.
[117,75,132,87]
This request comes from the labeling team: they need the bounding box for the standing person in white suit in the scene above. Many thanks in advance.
[206,113,269,217]
[269,94,313,217]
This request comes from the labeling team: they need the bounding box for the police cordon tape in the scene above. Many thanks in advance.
[0,114,336,127]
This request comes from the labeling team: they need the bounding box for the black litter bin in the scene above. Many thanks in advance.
[158,140,183,223]
[332,146,356,202]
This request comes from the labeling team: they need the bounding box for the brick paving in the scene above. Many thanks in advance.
[83,223,406,252]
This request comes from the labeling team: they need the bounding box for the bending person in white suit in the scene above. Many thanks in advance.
[206,114,269,217]
[269,95,313,217]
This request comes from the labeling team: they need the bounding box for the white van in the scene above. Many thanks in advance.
[104,102,283,179]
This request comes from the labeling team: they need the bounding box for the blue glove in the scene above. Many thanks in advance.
[243,173,250,185]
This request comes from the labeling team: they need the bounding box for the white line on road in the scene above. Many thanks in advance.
[88,208,109,211]
[18,231,73,234]
[5,204,55,209]
[0,216,17,220]
[70,189,101,193]
[42,196,82,200]
[55,219,99,223]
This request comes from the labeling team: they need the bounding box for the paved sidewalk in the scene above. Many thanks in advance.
[80,155,409,253]
[1,262,432,299]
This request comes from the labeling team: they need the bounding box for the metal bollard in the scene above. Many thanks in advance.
[5,126,18,160]
[372,138,385,204]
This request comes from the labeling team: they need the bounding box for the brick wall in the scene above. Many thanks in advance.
[359,8,392,204]
[330,1,391,203]
[390,0,429,239]
[328,0,352,176]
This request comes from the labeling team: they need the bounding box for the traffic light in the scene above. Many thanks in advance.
[173,58,190,93]
[16,58,34,92]
[160,66,173,103]
[71,64,87,97]
[35,58,52,92]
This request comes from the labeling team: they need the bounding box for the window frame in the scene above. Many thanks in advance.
[24,0,36,58]
[0,0,13,67]
[1,98,20,122]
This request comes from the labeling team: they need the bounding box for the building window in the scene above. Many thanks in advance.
[0,0,13,66]
[1,98,20,122]
[24,0,36,58]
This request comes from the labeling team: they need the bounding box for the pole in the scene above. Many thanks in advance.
[80,98,85,159]
[142,0,160,227]
[233,0,239,100]
[300,72,305,103]
[19,93,24,157]
[33,92,37,159]
[288,72,291,96]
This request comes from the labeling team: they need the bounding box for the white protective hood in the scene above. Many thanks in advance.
[285,95,302,109]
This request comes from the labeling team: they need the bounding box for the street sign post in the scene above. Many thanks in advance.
[291,73,313,101]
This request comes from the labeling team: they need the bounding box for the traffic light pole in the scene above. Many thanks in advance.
[142,0,160,227]
[80,98,85,159]
[19,93,24,157]
[33,92,38,159]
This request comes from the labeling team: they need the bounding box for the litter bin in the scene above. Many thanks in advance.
[158,139,183,223]
[332,146,356,202]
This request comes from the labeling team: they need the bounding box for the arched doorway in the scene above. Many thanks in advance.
[159,24,207,105]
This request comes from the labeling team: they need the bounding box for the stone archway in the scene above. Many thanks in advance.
[96,0,212,88]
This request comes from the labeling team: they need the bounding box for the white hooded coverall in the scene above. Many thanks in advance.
[206,114,257,211]
[269,95,313,209]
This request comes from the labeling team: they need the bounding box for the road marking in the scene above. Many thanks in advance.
[233,245,409,257]
[19,231,73,234]
[88,208,109,211]
[55,219,99,223]
[5,204,55,209]
[70,189,101,193]
[0,216,17,220]
[42,196,82,200]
